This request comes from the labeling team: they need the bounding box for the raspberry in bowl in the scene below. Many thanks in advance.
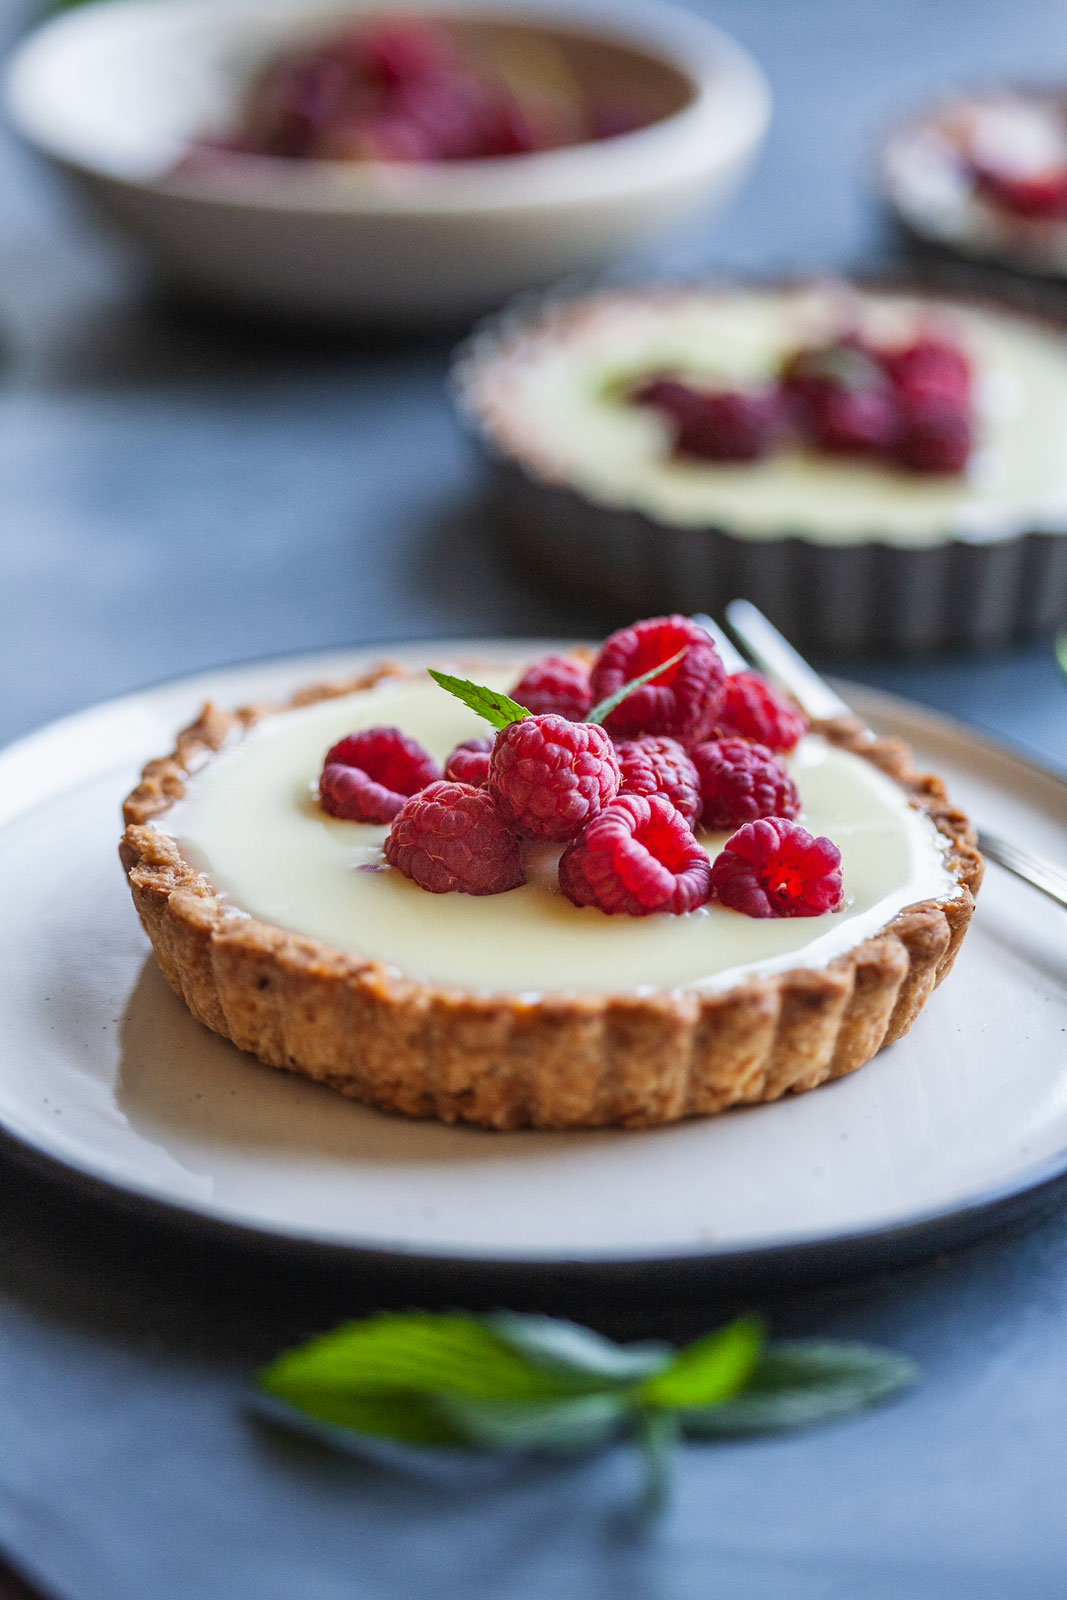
[120,622,981,1130]
[454,279,1067,651]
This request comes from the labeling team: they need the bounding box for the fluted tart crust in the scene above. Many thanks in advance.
[119,665,982,1131]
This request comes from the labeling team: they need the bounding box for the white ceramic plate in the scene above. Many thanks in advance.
[1,642,1066,1277]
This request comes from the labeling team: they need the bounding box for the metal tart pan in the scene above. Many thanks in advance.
[456,282,1067,655]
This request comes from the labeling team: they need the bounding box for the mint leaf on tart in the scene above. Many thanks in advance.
[429,650,688,734]
[427,670,531,730]
[586,648,687,726]
[259,1310,917,1510]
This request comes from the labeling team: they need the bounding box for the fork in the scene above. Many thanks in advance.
[697,600,1067,912]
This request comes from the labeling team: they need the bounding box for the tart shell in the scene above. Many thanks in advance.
[119,665,982,1131]
[453,284,1067,654]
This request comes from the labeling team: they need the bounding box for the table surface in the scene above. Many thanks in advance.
[3,1,1067,1597]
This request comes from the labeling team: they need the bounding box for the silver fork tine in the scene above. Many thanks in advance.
[724,598,854,722]
[690,612,747,674]
[724,598,1067,909]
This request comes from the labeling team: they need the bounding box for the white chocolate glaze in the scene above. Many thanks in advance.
[476,285,1067,544]
[161,671,963,998]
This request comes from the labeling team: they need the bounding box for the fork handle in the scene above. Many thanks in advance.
[725,599,855,722]
[976,830,1067,910]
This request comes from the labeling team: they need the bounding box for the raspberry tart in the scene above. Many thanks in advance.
[454,281,1067,651]
[120,621,981,1130]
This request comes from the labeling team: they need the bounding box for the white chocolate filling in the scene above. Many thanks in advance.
[160,671,963,998]
[475,285,1067,544]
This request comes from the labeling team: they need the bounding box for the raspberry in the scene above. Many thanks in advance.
[676,390,783,463]
[615,735,702,826]
[709,817,843,918]
[894,399,972,475]
[488,714,620,842]
[972,164,1067,218]
[509,655,592,720]
[319,726,440,823]
[717,671,809,753]
[443,736,492,786]
[811,385,898,456]
[243,15,540,166]
[881,337,971,409]
[591,615,726,741]
[384,781,523,895]
[690,738,800,830]
[632,378,782,462]
[630,376,697,416]
[355,17,456,87]
[559,794,711,916]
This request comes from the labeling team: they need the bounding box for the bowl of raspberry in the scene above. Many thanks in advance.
[4,0,770,323]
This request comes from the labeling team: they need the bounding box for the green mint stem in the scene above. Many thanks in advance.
[586,647,687,725]
[635,1408,679,1517]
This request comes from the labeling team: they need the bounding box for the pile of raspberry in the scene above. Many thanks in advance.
[198,15,650,168]
[317,615,844,920]
[630,327,973,477]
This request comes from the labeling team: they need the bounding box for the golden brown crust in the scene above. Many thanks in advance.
[119,669,982,1131]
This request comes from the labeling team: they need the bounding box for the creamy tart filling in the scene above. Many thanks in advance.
[161,672,963,998]
[472,285,1067,545]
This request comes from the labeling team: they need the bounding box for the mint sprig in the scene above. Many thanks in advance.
[427,670,531,731]
[259,1310,917,1508]
[428,648,688,735]
[586,647,686,726]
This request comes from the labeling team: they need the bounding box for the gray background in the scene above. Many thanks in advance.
[2,1,1067,1596]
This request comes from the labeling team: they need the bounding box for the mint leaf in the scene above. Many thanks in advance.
[259,1313,606,1418]
[488,1314,671,1386]
[676,1340,918,1436]
[437,1392,627,1453]
[257,1312,920,1511]
[260,1390,472,1447]
[640,1315,763,1409]
[789,343,883,394]
[1055,629,1067,687]
[428,670,530,731]
[587,648,686,726]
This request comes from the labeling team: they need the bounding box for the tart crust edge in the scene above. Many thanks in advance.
[119,666,983,1131]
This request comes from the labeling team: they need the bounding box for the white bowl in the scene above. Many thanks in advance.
[3,0,771,323]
